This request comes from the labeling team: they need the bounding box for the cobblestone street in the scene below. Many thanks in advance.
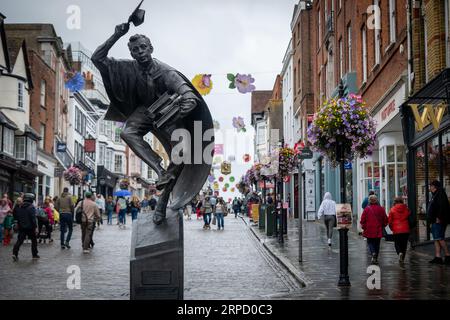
[0,218,131,300]
[184,215,303,299]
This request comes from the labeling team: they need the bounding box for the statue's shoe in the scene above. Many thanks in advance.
[153,212,166,225]
[155,171,176,190]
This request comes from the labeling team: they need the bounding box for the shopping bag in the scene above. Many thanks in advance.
[212,216,217,225]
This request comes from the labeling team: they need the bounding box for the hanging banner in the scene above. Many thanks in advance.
[84,139,96,153]
[214,144,224,155]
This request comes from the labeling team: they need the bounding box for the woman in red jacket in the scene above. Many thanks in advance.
[388,197,410,263]
[360,195,388,264]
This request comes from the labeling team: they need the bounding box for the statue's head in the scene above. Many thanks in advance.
[128,34,153,65]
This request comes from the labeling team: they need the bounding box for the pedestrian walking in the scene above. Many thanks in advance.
[95,193,105,228]
[202,196,213,230]
[195,197,202,220]
[12,193,39,261]
[75,192,100,254]
[140,195,150,213]
[37,198,54,244]
[130,195,141,221]
[362,190,376,210]
[2,193,13,211]
[360,195,388,264]
[427,180,450,265]
[149,195,157,211]
[388,197,410,263]
[117,196,128,228]
[106,196,115,225]
[0,198,11,244]
[184,203,192,220]
[55,187,75,250]
[215,198,226,230]
[3,209,14,246]
[317,192,337,246]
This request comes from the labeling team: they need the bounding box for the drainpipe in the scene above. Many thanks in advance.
[407,0,413,95]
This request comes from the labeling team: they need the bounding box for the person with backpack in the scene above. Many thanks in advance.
[105,196,115,225]
[12,193,39,261]
[74,191,100,254]
[55,188,74,250]
[360,195,388,264]
[37,198,54,244]
[130,195,141,221]
[388,197,410,263]
[117,196,128,228]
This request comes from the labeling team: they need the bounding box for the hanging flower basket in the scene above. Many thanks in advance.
[119,178,130,190]
[278,147,296,178]
[307,94,376,167]
[63,166,82,186]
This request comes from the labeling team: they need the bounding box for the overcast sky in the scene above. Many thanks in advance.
[2,0,298,198]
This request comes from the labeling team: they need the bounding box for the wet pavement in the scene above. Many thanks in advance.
[0,217,131,300]
[184,215,303,299]
[244,216,450,299]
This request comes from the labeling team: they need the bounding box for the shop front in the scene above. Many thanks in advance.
[401,68,450,244]
[357,80,408,231]
[97,165,119,198]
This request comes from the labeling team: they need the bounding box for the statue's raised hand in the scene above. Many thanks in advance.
[114,23,130,37]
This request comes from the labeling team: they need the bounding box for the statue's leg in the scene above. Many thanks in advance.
[120,107,175,185]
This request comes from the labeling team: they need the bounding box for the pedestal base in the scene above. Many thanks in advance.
[130,208,183,300]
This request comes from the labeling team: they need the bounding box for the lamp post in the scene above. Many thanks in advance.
[337,79,351,287]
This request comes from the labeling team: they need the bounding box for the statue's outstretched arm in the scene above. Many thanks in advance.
[92,23,130,71]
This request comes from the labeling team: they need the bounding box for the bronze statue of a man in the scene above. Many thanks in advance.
[92,23,213,224]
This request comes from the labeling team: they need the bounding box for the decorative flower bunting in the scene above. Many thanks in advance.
[191,74,213,96]
[232,116,247,133]
[213,120,221,129]
[225,183,230,188]
[230,187,235,192]
[222,187,227,192]
[227,73,255,94]
[65,71,85,92]
[218,176,224,182]
[208,175,215,183]
[243,154,251,162]
[229,176,235,183]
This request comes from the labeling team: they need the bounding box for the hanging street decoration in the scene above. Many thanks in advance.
[232,116,247,132]
[229,176,235,182]
[230,187,235,192]
[227,73,255,94]
[208,175,215,183]
[220,161,231,175]
[227,155,236,162]
[225,183,230,188]
[218,176,224,182]
[213,119,221,130]
[222,187,227,192]
[191,74,213,96]
[243,154,251,162]
[65,71,85,92]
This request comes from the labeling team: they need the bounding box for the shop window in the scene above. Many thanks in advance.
[415,144,428,241]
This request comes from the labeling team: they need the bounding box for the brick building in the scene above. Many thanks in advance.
[5,24,73,202]
[400,0,450,244]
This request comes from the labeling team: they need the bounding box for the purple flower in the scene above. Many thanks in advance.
[235,74,256,94]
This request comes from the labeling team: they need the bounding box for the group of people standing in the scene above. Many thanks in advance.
[317,180,450,265]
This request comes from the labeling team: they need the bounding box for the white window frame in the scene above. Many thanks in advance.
[106,149,113,172]
[114,126,121,143]
[40,80,46,107]
[98,143,106,166]
[114,154,123,174]
[374,0,381,66]
[39,123,45,150]
[3,128,14,156]
[389,0,396,44]
[15,136,25,160]
[27,137,37,163]
[18,82,24,109]
[362,26,368,83]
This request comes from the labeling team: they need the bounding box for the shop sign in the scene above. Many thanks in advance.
[375,84,405,133]
[84,139,96,153]
[57,142,67,152]
[305,170,315,213]
[297,147,313,159]
[409,103,447,132]
[344,161,352,169]
[336,203,353,229]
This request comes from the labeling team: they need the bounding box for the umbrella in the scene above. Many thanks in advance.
[114,190,132,197]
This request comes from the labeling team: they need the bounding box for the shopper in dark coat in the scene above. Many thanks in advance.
[427,180,450,265]
[12,193,39,261]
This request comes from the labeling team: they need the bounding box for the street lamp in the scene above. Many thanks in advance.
[337,79,351,287]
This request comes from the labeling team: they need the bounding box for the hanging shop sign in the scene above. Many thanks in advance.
[84,139,96,153]
[409,103,447,132]
[57,142,67,152]
[297,147,313,159]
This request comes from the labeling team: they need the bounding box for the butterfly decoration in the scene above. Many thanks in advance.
[65,71,85,92]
